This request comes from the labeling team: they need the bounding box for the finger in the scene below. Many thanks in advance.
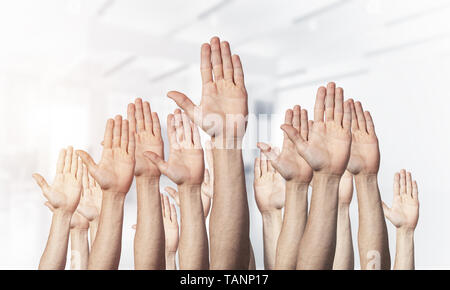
[167,114,178,148]
[135,98,145,132]
[232,55,245,88]
[82,165,88,190]
[394,172,400,197]
[334,87,344,124]
[205,141,214,171]
[400,169,407,196]
[300,109,308,140]
[182,113,192,146]
[412,181,419,201]
[267,158,275,173]
[32,173,50,194]
[349,99,358,131]
[76,158,83,181]
[160,194,165,217]
[281,124,307,153]
[167,91,198,126]
[113,115,122,148]
[200,43,213,85]
[204,169,210,185]
[64,146,73,173]
[257,142,278,161]
[406,172,413,198]
[170,203,178,222]
[143,101,153,133]
[293,105,301,130]
[343,100,352,130]
[210,36,223,80]
[88,171,95,188]
[382,201,391,221]
[314,86,326,122]
[127,103,136,134]
[174,109,184,144]
[254,158,261,179]
[364,111,376,135]
[128,130,136,155]
[325,82,336,121]
[121,120,129,151]
[76,150,99,181]
[165,186,180,206]
[355,102,367,133]
[70,148,78,174]
[308,120,313,138]
[221,41,234,82]
[163,195,170,220]
[260,150,268,174]
[56,148,66,174]
[103,119,114,149]
[192,122,201,148]
[152,112,162,137]
[144,151,169,175]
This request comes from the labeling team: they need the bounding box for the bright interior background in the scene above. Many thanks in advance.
[1,0,450,269]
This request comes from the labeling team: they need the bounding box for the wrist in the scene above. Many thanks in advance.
[354,173,378,182]
[136,175,160,184]
[211,135,244,150]
[397,227,415,237]
[53,208,73,220]
[102,191,126,204]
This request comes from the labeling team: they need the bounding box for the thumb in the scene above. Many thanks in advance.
[44,201,55,212]
[76,150,99,180]
[280,124,307,153]
[382,201,392,221]
[167,91,199,125]
[33,173,50,196]
[144,151,169,175]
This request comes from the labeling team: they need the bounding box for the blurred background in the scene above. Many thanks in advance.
[1,0,450,269]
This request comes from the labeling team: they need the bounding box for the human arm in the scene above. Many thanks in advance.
[77,116,136,269]
[167,37,250,269]
[33,146,83,270]
[347,100,390,270]
[161,194,179,270]
[69,212,90,270]
[333,170,354,270]
[382,170,419,270]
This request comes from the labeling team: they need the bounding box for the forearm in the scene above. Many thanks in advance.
[275,181,308,269]
[296,174,340,270]
[333,204,354,270]
[261,210,282,270]
[355,174,390,270]
[38,210,72,270]
[134,177,165,269]
[89,219,99,249]
[179,184,209,269]
[165,251,177,270]
[209,147,250,269]
[70,229,89,270]
[88,193,125,270]
[394,229,414,270]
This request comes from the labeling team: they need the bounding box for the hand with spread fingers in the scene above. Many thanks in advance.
[76,116,135,196]
[382,170,419,270]
[161,194,179,270]
[167,36,248,146]
[33,146,83,270]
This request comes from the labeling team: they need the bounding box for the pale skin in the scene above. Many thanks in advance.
[161,194,179,270]
[128,98,165,270]
[282,83,352,270]
[347,100,390,270]
[258,105,313,270]
[145,110,208,269]
[253,153,285,270]
[382,170,419,270]
[33,146,83,270]
[77,115,136,270]
[167,37,250,269]
[77,166,102,248]
[333,170,354,270]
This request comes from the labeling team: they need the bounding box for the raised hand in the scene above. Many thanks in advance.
[77,166,102,222]
[383,170,419,230]
[347,100,380,175]
[281,83,351,175]
[33,146,83,214]
[127,98,164,177]
[258,105,313,183]
[253,153,285,214]
[167,37,248,147]
[144,109,204,186]
[161,194,179,270]
[76,116,135,196]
